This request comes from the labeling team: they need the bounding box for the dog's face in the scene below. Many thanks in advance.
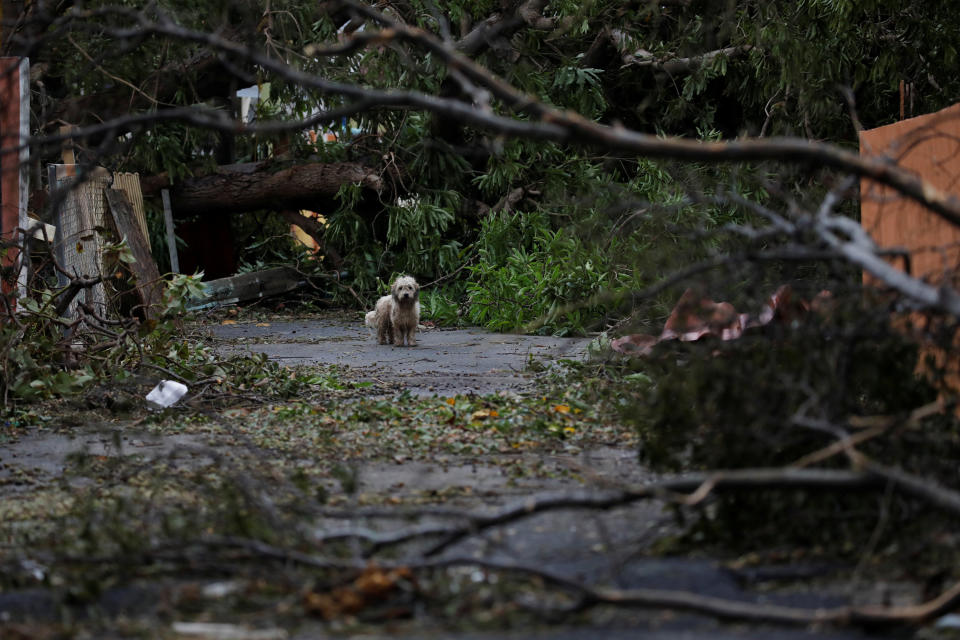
[391,276,419,304]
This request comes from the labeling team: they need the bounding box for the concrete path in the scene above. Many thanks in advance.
[209,318,590,395]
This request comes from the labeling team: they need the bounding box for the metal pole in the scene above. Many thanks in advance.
[161,188,180,273]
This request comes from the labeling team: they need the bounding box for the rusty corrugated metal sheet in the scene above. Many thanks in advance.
[610,286,829,355]
[859,103,960,283]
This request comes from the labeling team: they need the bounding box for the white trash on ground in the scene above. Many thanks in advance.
[146,380,189,408]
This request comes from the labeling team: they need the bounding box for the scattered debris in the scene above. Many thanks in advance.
[611,285,831,355]
[201,580,245,599]
[936,614,960,629]
[302,566,416,620]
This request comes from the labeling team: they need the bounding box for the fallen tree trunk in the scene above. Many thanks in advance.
[187,266,305,310]
[140,160,384,217]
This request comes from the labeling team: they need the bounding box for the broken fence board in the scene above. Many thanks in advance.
[111,172,149,242]
[49,164,111,319]
[105,189,163,318]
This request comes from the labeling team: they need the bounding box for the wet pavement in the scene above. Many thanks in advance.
[0,429,207,479]
[208,318,589,395]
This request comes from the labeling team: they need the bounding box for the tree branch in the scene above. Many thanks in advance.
[608,29,753,74]
[141,533,960,627]
[35,3,960,236]
[422,467,880,556]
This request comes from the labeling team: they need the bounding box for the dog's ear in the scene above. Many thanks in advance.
[391,279,400,299]
[414,281,420,298]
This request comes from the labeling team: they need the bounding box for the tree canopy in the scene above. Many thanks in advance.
[10,0,960,327]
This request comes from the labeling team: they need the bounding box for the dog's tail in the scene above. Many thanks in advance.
[364,310,376,328]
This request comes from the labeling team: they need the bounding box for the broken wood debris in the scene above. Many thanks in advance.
[187,266,307,310]
[105,188,163,318]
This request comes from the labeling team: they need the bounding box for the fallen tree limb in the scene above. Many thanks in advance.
[307,469,880,555]
[38,457,960,629]
[865,461,960,516]
[610,33,754,74]
[125,536,960,627]
[422,467,882,556]
[304,465,960,557]
[139,160,383,217]
[582,574,960,626]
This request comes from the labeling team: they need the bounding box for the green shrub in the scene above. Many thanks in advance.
[420,286,462,325]
[465,225,609,335]
[631,295,941,472]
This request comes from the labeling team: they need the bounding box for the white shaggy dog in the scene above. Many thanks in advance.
[364,276,420,346]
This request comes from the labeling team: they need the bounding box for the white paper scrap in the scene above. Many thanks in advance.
[146,380,188,408]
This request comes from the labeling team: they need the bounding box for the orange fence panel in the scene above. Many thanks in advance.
[860,103,960,284]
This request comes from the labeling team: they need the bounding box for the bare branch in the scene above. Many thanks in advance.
[20,3,960,240]
[421,467,880,556]
[140,2,960,231]
[122,534,960,627]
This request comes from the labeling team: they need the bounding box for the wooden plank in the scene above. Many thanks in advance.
[48,164,68,284]
[112,172,149,241]
[48,165,111,319]
[188,266,304,310]
[16,57,28,300]
[105,189,163,318]
[59,124,77,164]
[161,188,179,273]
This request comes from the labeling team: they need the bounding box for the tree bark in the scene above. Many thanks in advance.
[140,160,384,218]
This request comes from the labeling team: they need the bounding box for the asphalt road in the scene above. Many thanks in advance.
[209,317,590,395]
